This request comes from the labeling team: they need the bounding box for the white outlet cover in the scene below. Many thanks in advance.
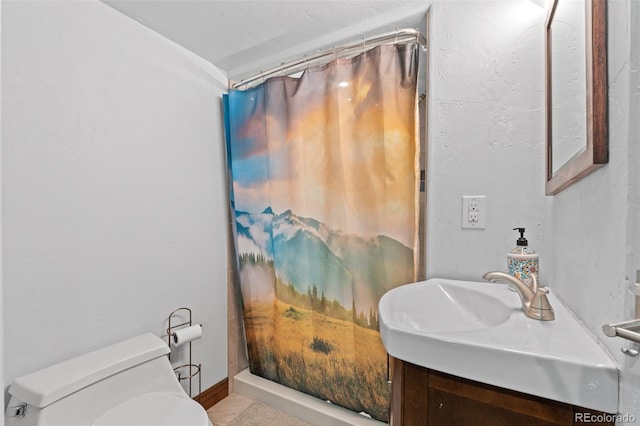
[462,196,486,229]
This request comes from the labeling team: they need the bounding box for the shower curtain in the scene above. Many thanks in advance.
[224,42,419,422]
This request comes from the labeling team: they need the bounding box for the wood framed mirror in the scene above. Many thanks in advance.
[545,0,608,195]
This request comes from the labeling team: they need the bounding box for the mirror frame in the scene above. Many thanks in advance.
[545,0,608,195]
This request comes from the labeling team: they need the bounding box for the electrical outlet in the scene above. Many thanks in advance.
[462,196,486,229]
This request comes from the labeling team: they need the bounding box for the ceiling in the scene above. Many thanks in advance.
[102,1,429,82]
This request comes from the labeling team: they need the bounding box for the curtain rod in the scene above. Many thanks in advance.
[231,27,426,91]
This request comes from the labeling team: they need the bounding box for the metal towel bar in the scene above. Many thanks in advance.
[602,318,640,342]
[602,319,640,356]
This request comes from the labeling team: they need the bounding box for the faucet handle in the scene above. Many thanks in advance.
[530,272,539,293]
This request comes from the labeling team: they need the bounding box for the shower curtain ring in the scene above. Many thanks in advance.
[280,62,286,78]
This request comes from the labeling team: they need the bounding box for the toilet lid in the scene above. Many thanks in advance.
[91,392,210,426]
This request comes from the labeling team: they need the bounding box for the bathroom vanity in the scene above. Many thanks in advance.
[378,279,619,425]
[391,359,614,426]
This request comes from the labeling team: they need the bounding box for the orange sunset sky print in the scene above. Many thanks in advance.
[227,44,419,249]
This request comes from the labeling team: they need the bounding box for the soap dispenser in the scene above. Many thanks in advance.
[508,227,539,286]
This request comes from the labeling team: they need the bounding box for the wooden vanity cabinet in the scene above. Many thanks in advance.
[391,359,614,426]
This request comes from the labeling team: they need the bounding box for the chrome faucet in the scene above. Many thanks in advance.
[482,271,555,321]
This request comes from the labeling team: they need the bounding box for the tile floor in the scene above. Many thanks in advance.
[206,393,254,426]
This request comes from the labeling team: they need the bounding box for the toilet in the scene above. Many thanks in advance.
[4,333,211,426]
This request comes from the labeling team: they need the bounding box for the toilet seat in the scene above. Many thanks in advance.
[91,392,209,426]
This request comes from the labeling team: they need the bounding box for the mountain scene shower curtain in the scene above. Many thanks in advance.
[224,42,419,422]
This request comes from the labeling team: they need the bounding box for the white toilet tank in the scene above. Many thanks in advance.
[5,333,211,426]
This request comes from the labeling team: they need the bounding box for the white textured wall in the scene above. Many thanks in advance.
[2,0,228,399]
[426,0,547,282]
[0,0,4,421]
[427,0,640,420]
[544,0,640,422]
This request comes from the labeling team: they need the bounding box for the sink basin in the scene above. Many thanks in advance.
[379,278,618,414]
[390,282,511,333]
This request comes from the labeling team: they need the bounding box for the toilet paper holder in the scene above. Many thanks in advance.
[167,307,202,398]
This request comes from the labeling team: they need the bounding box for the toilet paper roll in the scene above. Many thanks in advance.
[172,324,202,347]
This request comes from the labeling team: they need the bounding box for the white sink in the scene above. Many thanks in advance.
[379,278,618,414]
[389,281,511,333]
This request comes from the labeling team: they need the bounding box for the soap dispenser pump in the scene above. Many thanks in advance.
[508,227,539,286]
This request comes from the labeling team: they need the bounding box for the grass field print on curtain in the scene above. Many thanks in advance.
[225,43,419,422]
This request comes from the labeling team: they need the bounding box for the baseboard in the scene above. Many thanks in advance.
[194,377,229,410]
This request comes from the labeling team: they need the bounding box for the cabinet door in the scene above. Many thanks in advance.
[428,387,570,426]
[427,371,574,426]
[395,361,614,426]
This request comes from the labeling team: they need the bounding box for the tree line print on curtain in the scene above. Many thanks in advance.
[226,43,419,422]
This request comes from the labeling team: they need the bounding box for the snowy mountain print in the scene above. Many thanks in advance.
[235,207,414,312]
